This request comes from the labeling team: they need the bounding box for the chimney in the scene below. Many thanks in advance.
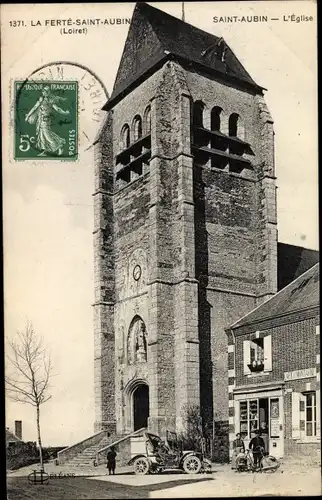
[15,420,22,440]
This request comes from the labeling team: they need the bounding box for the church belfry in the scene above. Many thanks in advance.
[93,2,277,455]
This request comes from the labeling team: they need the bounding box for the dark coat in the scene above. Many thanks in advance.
[249,436,265,453]
[107,450,117,465]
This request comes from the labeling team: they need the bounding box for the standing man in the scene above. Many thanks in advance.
[106,446,117,475]
[249,430,265,470]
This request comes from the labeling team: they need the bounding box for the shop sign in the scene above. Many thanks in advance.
[284,367,316,381]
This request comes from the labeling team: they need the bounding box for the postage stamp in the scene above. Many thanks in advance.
[14,80,78,160]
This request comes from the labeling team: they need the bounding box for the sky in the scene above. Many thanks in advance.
[2,1,318,446]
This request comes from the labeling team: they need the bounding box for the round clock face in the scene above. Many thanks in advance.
[16,61,108,154]
[133,264,142,281]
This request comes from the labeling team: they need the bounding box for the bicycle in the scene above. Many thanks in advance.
[236,449,280,473]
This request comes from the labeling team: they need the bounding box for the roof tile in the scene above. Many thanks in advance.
[231,263,319,330]
[104,2,262,110]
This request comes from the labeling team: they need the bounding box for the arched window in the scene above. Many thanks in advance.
[193,100,205,128]
[144,106,151,135]
[127,316,147,364]
[229,113,239,137]
[120,124,130,150]
[132,115,143,142]
[211,106,223,132]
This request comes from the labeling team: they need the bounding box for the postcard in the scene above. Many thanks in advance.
[2,1,319,498]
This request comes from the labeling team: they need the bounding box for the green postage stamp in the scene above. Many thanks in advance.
[14,81,78,160]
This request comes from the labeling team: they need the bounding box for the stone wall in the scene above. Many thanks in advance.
[93,113,116,433]
[186,67,277,459]
[235,316,317,387]
[95,57,277,455]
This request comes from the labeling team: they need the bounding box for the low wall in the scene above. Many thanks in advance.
[96,428,147,466]
[57,431,106,464]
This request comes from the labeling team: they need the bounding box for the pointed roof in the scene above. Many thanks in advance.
[6,428,22,443]
[104,2,263,110]
[277,242,319,290]
[230,263,319,331]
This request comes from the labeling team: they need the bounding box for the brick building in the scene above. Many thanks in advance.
[93,3,318,461]
[226,263,320,459]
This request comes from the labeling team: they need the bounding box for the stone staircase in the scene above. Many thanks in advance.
[57,431,117,467]
[58,427,148,468]
[63,436,112,467]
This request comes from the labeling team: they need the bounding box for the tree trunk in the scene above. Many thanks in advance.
[36,404,44,470]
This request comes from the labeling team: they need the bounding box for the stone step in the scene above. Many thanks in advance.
[62,434,120,467]
[68,459,94,463]
[67,461,94,465]
[69,461,95,465]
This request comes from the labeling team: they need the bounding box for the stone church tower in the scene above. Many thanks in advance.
[93,2,277,458]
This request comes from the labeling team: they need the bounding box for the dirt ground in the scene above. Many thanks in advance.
[7,460,321,499]
[7,475,210,500]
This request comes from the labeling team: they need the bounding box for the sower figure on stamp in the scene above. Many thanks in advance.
[25,85,69,156]
[106,446,117,475]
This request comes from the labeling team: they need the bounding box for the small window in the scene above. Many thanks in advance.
[132,115,142,142]
[120,124,130,150]
[214,38,227,62]
[249,338,264,372]
[229,113,239,137]
[144,106,151,134]
[243,335,272,375]
[193,100,205,128]
[304,392,316,437]
[211,106,222,132]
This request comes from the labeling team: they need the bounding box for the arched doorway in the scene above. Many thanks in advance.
[133,384,149,430]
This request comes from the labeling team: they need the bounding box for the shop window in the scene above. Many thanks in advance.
[239,399,259,440]
[243,335,272,375]
[239,397,281,443]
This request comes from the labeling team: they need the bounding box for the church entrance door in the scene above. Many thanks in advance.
[133,384,149,431]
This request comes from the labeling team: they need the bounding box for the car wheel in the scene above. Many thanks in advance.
[182,455,202,474]
[133,456,150,475]
[202,459,212,473]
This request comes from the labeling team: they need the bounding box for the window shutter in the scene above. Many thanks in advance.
[291,392,301,440]
[243,340,250,374]
[316,390,320,439]
[264,335,272,372]
[299,393,306,439]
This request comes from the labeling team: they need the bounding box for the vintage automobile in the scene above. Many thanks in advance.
[128,430,212,475]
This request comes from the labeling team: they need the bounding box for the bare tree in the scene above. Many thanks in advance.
[5,321,52,470]
[177,404,204,452]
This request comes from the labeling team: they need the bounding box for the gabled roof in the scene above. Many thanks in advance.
[104,2,263,110]
[230,263,319,330]
[6,428,21,443]
[277,242,319,291]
